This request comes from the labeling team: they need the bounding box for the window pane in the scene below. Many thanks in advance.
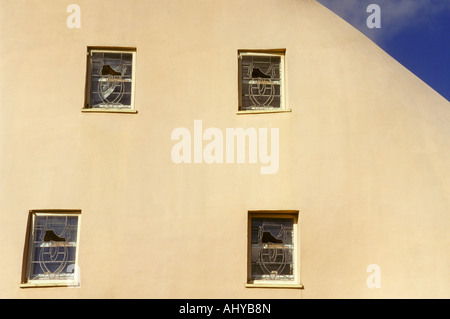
[250,217,294,281]
[89,50,134,108]
[29,215,79,281]
[241,54,282,110]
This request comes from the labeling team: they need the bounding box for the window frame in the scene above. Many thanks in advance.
[21,209,82,288]
[246,210,302,289]
[83,47,137,113]
[237,49,291,114]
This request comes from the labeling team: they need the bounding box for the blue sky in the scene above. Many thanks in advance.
[316,0,450,101]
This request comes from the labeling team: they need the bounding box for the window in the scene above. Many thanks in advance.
[247,211,302,288]
[238,50,289,113]
[21,210,81,287]
[83,47,137,113]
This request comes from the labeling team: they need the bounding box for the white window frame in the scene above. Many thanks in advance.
[83,47,137,113]
[238,49,291,114]
[246,210,302,289]
[21,210,81,288]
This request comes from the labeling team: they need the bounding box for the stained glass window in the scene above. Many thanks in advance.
[248,212,300,286]
[239,51,285,111]
[23,210,81,286]
[84,48,136,111]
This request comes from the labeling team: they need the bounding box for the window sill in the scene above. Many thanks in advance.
[82,108,138,114]
[237,109,292,115]
[20,281,79,288]
[245,283,304,289]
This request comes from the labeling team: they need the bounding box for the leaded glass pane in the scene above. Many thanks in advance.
[251,217,294,281]
[88,50,134,109]
[240,54,282,110]
[29,215,79,281]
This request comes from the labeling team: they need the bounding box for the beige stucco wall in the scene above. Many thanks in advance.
[0,0,449,298]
